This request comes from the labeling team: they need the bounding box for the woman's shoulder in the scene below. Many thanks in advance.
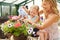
[49,14,59,18]
[48,13,59,22]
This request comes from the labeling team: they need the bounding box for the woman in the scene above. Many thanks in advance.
[31,0,59,40]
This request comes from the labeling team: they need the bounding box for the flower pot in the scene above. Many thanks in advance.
[6,33,12,38]
[13,34,27,40]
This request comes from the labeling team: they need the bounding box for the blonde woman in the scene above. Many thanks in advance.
[29,0,60,40]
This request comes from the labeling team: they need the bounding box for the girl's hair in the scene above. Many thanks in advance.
[34,5,39,16]
[30,5,40,16]
[42,0,59,15]
[30,5,39,11]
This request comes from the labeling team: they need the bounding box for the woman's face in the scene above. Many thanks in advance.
[42,0,51,11]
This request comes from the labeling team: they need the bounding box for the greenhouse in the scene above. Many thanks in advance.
[0,0,60,40]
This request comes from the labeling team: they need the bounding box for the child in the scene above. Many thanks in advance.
[23,5,47,40]
[23,5,40,23]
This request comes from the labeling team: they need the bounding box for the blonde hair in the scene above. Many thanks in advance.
[30,5,39,16]
[30,5,39,11]
[42,0,59,15]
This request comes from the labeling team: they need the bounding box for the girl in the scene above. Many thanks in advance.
[23,5,40,23]
[27,5,40,23]
[24,5,47,40]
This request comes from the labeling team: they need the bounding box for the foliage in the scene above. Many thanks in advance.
[0,20,28,36]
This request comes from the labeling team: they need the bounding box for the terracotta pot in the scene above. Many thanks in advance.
[6,33,27,40]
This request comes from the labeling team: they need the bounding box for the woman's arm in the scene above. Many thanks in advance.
[36,14,59,30]
[31,14,59,30]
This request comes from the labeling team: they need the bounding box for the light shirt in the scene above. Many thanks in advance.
[18,7,28,18]
[28,15,38,22]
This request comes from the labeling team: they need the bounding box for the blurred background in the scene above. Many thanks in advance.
[0,0,60,16]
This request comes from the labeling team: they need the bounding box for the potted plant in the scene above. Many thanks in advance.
[0,20,28,40]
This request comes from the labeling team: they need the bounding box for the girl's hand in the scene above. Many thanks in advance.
[22,6,26,9]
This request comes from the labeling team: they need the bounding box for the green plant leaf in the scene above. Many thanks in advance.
[13,32,20,36]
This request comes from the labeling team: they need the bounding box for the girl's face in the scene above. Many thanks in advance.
[42,0,51,11]
[30,8,37,17]
[30,9,36,17]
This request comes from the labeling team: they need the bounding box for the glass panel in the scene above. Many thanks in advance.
[57,2,60,6]
[57,0,60,2]
[26,1,33,9]
[4,0,16,3]
[13,0,25,4]
[11,6,16,15]
[0,0,3,2]
[0,6,1,17]
[2,5,10,16]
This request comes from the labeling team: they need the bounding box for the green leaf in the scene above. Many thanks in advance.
[8,27,14,33]
[23,30,28,36]
[13,32,20,36]
[3,26,9,33]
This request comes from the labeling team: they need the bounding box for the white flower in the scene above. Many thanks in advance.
[32,31,35,34]
[1,23,4,31]
[8,23,13,28]
[30,27,33,31]
[28,30,31,34]
[1,23,4,28]
[27,27,33,34]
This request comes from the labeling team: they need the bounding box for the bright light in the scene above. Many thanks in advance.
[26,1,33,10]
[4,0,16,3]
[0,0,3,2]
[13,0,25,4]
[34,0,43,10]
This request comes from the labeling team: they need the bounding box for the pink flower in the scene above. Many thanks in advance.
[8,16,13,19]
[12,16,19,20]
[14,22,22,28]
